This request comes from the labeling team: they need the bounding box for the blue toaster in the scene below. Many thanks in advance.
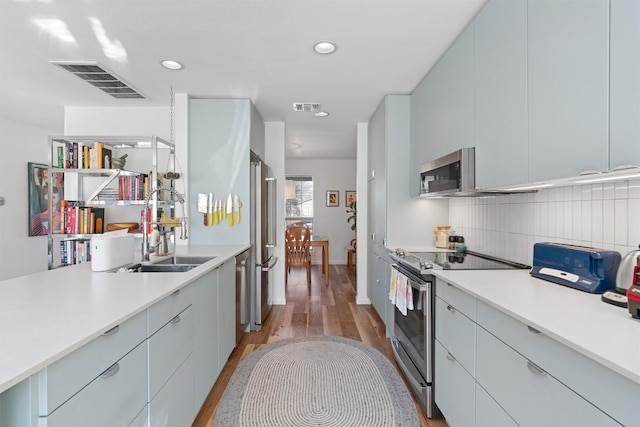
[530,243,621,293]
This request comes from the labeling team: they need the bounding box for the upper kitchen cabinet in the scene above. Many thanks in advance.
[474,0,528,189]
[527,0,610,182]
[609,0,640,170]
[189,99,264,245]
[411,21,475,187]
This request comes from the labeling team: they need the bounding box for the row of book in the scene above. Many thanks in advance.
[53,141,113,169]
[57,202,105,235]
[60,239,91,266]
[117,174,150,201]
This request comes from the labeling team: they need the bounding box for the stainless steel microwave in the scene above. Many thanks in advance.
[419,147,476,197]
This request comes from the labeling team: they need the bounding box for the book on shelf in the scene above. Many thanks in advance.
[94,142,104,168]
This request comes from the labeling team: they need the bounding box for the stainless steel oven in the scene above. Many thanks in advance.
[390,262,438,418]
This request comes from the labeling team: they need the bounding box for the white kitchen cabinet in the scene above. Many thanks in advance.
[39,342,147,427]
[434,341,475,427]
[475,383,517,427]
[476,327,619,427]
[435,296,475,375]
[191,268,220,408]
[217,259,236,373]
[609,0,640,170]
[527,0,609,181]
[474,0,528,189]
[149,354,195,427]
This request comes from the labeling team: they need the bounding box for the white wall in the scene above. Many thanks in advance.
[450,179,640,265]
[285,158,357,265]
[0,117,59,279]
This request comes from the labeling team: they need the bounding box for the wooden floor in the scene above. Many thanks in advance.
[192,264,448,427]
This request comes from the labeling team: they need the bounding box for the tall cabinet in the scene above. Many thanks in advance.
[46,136,175,269]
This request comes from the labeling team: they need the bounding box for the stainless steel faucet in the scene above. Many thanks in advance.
[141,186,188,261]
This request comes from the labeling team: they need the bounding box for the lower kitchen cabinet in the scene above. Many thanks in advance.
[434,340,475,427]
[217,260,236,373]
[149,355,195,427]
[475,383,517,427]
[39,342,147,427]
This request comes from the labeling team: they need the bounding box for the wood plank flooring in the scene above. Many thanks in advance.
[192,264,448,427]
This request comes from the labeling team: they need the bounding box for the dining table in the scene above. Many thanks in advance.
[310,235,329,285]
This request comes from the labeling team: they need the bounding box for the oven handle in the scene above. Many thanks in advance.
[391,264,430,292]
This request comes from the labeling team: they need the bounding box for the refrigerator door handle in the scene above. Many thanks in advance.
[265,177,277,247]
[260,256,278,272]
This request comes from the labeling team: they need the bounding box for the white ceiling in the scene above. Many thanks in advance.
[0,0,486,159]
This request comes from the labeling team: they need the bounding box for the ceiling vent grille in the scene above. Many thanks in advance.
[50,61,145,99]
[293,102,320,112]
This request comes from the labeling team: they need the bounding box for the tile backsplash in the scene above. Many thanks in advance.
[449,179,640,265]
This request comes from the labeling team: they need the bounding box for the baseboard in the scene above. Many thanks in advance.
[272,298,287,305]
[356,295,371,305]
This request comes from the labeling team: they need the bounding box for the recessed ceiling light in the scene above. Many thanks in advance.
[160,60,183,70]
[315,111,329,117]
[314,41,336,55]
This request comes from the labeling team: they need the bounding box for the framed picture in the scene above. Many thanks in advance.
[28,162,64,236]
[326,190,339,207]
[345,191,356,207]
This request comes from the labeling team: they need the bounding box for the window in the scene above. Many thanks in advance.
[285,175,313,231]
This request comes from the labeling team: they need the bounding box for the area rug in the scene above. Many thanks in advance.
[214,336,419,426]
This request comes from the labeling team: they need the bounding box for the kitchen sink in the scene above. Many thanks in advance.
[153,255,216,265]
[137,264,197,273]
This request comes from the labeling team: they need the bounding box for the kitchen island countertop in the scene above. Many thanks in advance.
[0,244,250,394]
[431,268,640,385]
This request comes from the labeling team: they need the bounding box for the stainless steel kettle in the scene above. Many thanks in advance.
[616,245,640,293]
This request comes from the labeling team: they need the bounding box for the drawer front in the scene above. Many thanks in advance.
[434,341,475,427]
[476,327,621,427]
[39,342,147,427]
[435,296,475,375]
[149,353,195,427]
[435,278,476,320]
[149,305,193,399]
[477,300,638,427]
[475,383,517,427]
[148,286,190,335]
[38,310,146,415]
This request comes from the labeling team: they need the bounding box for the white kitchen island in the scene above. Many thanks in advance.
[432,268,640,427]
[0,244,249,426]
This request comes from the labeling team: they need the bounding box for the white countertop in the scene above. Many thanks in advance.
[431,269,640,384]
[0,244,250,394]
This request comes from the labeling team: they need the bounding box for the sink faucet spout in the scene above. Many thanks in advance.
[142,186,188,261]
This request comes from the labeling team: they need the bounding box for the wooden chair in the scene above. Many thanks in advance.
[347,239,356,269]
[285,224,312,288]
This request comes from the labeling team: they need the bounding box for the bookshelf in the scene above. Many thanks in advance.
[46,135,175,269]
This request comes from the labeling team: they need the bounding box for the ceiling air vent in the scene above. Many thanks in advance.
[293,102,320,112]
[50,60,145,99]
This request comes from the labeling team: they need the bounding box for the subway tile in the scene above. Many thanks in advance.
[563,201,573,239]
[547,202,556,238]
[572,201,582,240]
[603,183,615,200]
[614,199,628,246]
[581,184,592,200]
[534,189,548,203]
[555,202,564,238]
[603,201,615,244]
[628,179,640,199]
[581,200,592,243]
[540,203,549,237]
[591,199,603,246]
[628,199,640,247]
[533,203,541,236]
[615,181,628,199]
[564,186,573,201]
[572,185,582,201]
[591,183,603,200]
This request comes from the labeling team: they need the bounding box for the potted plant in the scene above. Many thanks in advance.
[346,201,356,231]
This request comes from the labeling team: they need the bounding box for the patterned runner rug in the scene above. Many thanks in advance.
[214,336,418,426]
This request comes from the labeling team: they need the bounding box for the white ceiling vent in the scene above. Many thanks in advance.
[293,102,320,112]
[50,61,145,99]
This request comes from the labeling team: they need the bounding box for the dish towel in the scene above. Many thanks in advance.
[389,267,413,316]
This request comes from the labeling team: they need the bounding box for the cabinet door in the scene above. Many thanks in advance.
[371,254,387,322]
[149,354,195,427]
[434,340,475,427]
[609,0,640,169]
[191,269,220,408]
[528,0,609,181]
[41,342,147,427]
[476,383,517,427]
[217,260,236,372]
[474,0,528,188]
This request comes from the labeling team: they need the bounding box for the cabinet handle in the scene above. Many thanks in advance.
[446,352,456,362]
[102,325,120,336]
[171,315,181,324]
[446,304,455,312]
[526,361,547,376]
[100,362,120,378]
[172,289,181,296]
[527,325,542,334]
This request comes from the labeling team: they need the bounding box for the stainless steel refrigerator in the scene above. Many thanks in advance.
[249,152,277,330]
